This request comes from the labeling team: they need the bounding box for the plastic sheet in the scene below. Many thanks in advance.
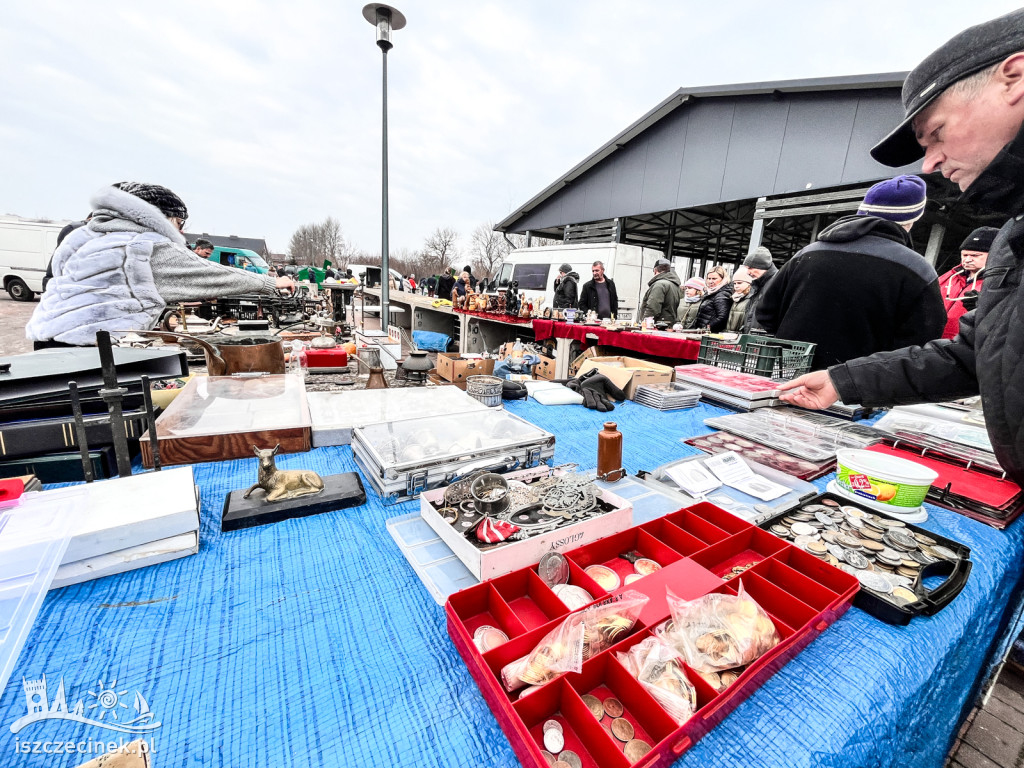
[411,330,451,352]
[1,399,1022,768]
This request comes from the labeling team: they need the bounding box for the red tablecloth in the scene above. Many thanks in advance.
[532,319,701,360]
[453,308,534,324]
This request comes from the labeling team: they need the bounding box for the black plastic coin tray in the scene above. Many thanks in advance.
[758,492,972,625]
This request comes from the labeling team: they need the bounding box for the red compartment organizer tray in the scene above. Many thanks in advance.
[446,501,859,768]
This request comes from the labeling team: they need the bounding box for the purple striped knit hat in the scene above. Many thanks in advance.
[857,175,927,224]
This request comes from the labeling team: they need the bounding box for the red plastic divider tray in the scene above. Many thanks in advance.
[446,501,859,768]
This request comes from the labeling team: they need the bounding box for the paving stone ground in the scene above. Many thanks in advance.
[948,668,1024,768]
[0,293,36,355]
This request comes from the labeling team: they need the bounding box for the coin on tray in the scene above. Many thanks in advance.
[603,697,624,718]
[624,574,644,585]
[472,625,509,653]
[580,694,604,720]
[611,718,635,742]
[585,565,621,591]
[634,558,661,576]
[624,739,652,761]
[540,751,557,766]
[552,584,595,611]
[558,750,582,768]
[543,719,563,734]
[543,728,564,753]
[539,552,570,587]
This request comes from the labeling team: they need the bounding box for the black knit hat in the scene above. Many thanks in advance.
[959,226,1000,253]
[113,182,188,220]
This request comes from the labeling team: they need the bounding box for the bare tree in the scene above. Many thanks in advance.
[288,217,352,268]
[320,216,345,266]
[469,222,510,280]
[419,226,459,277]
[505,232,559,250]
[288,223,319,266]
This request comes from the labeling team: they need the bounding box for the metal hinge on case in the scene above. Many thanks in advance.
[407,471,429,497]
[526,447,541,468]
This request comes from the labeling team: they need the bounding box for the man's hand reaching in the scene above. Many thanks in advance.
[778,371,840,410]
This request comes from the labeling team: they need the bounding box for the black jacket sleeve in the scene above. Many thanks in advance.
[755,265,788,334]
[829,309,980,407]
[577,281,593,312]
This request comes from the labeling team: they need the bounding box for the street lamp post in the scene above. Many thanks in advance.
[362,3,406,334]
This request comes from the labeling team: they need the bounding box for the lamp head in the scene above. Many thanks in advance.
[362,3,406,51]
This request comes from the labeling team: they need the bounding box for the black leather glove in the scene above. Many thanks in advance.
[566,370,627,411]
[961,290,980,311]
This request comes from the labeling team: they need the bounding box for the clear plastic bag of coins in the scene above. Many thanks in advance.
[500,591,650,691]
[616,636,698,724]
[657,583,780,672]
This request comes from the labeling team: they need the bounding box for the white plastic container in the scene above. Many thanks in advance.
[835,449,938,508]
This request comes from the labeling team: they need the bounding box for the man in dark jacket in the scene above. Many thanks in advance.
[578,261,619,319]
[758,175,945,370]
[639,258,682,324]
[740,247,778,333]
[780,9,1024,487]
[553,263,579,309]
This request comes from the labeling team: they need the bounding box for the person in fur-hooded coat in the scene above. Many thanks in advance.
[27,183,291,347]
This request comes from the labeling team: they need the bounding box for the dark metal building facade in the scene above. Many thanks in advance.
[497,74,994,276]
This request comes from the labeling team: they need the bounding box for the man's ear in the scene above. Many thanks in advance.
[997,52,1024,106]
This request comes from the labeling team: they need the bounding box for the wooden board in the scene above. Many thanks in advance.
[140,426,310,467]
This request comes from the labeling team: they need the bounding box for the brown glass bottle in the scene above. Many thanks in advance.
[598,422,623,482]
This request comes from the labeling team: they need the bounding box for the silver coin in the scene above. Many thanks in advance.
[814,511,834,526]
[826,544,847,560]
[790,522,818,537]
[543,719,563,734]
[888,530,919,551]
[856,569,893,594]
[932,544,958,560]
[543,728,564,753]
[845,515,865,529]
[558,751,583,768]
[539,552,570,587]
[843,550,870,570]
[793,534,819,550]
[552,584,595,611]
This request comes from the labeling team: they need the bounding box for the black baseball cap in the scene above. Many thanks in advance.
[872,8,1024,167]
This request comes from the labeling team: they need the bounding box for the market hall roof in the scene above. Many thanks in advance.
[496,73,922,236]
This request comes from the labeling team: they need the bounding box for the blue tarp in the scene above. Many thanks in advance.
[411,330,451,352]
[2,399,1023,767]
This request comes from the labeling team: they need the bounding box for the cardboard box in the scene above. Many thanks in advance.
[568,345,613,376]
[435,353,495,385]
[419,466,633,580]
[532,356,557,381]
[576,355,675,400]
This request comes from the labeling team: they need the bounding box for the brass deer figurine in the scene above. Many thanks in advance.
[244,444,325,502]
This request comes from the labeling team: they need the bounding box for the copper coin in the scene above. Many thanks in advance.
[473,625,509,653]
[558,751,582,768]
[540,751,557,766]
[611,717,635,742]
[582,693,605,719]
[585,565,621,591]
[624,739,652,761]
[720,670,739,686]
[634,558,662,576]
[603,697,624,718]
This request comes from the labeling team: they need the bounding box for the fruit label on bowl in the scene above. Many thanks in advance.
[835,467,927,507]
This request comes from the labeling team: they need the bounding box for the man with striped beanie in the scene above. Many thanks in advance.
[756,173,945,370]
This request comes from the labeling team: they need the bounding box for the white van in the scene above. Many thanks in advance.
[0,216,71,301]
[493,242,665,321]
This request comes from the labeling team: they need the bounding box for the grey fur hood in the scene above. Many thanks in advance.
[88,185,188,245]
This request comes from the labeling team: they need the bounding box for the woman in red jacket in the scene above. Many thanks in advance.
[938,227,998,339]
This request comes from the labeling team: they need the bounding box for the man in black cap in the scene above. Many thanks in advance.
[779,8,1024,486]
[639,258,682,324]
[26,182,295,347]
[739,246,778,333]
[937,226,999,339]
[552,263,579,309]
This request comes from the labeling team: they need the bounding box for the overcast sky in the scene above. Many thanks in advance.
[1,2,1019,258]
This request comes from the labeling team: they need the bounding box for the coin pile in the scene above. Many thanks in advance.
[768,498,956,606]
[721,562,757,581]
[580,694,653,763]
[542,720,564,753]
[696,668,740,693]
